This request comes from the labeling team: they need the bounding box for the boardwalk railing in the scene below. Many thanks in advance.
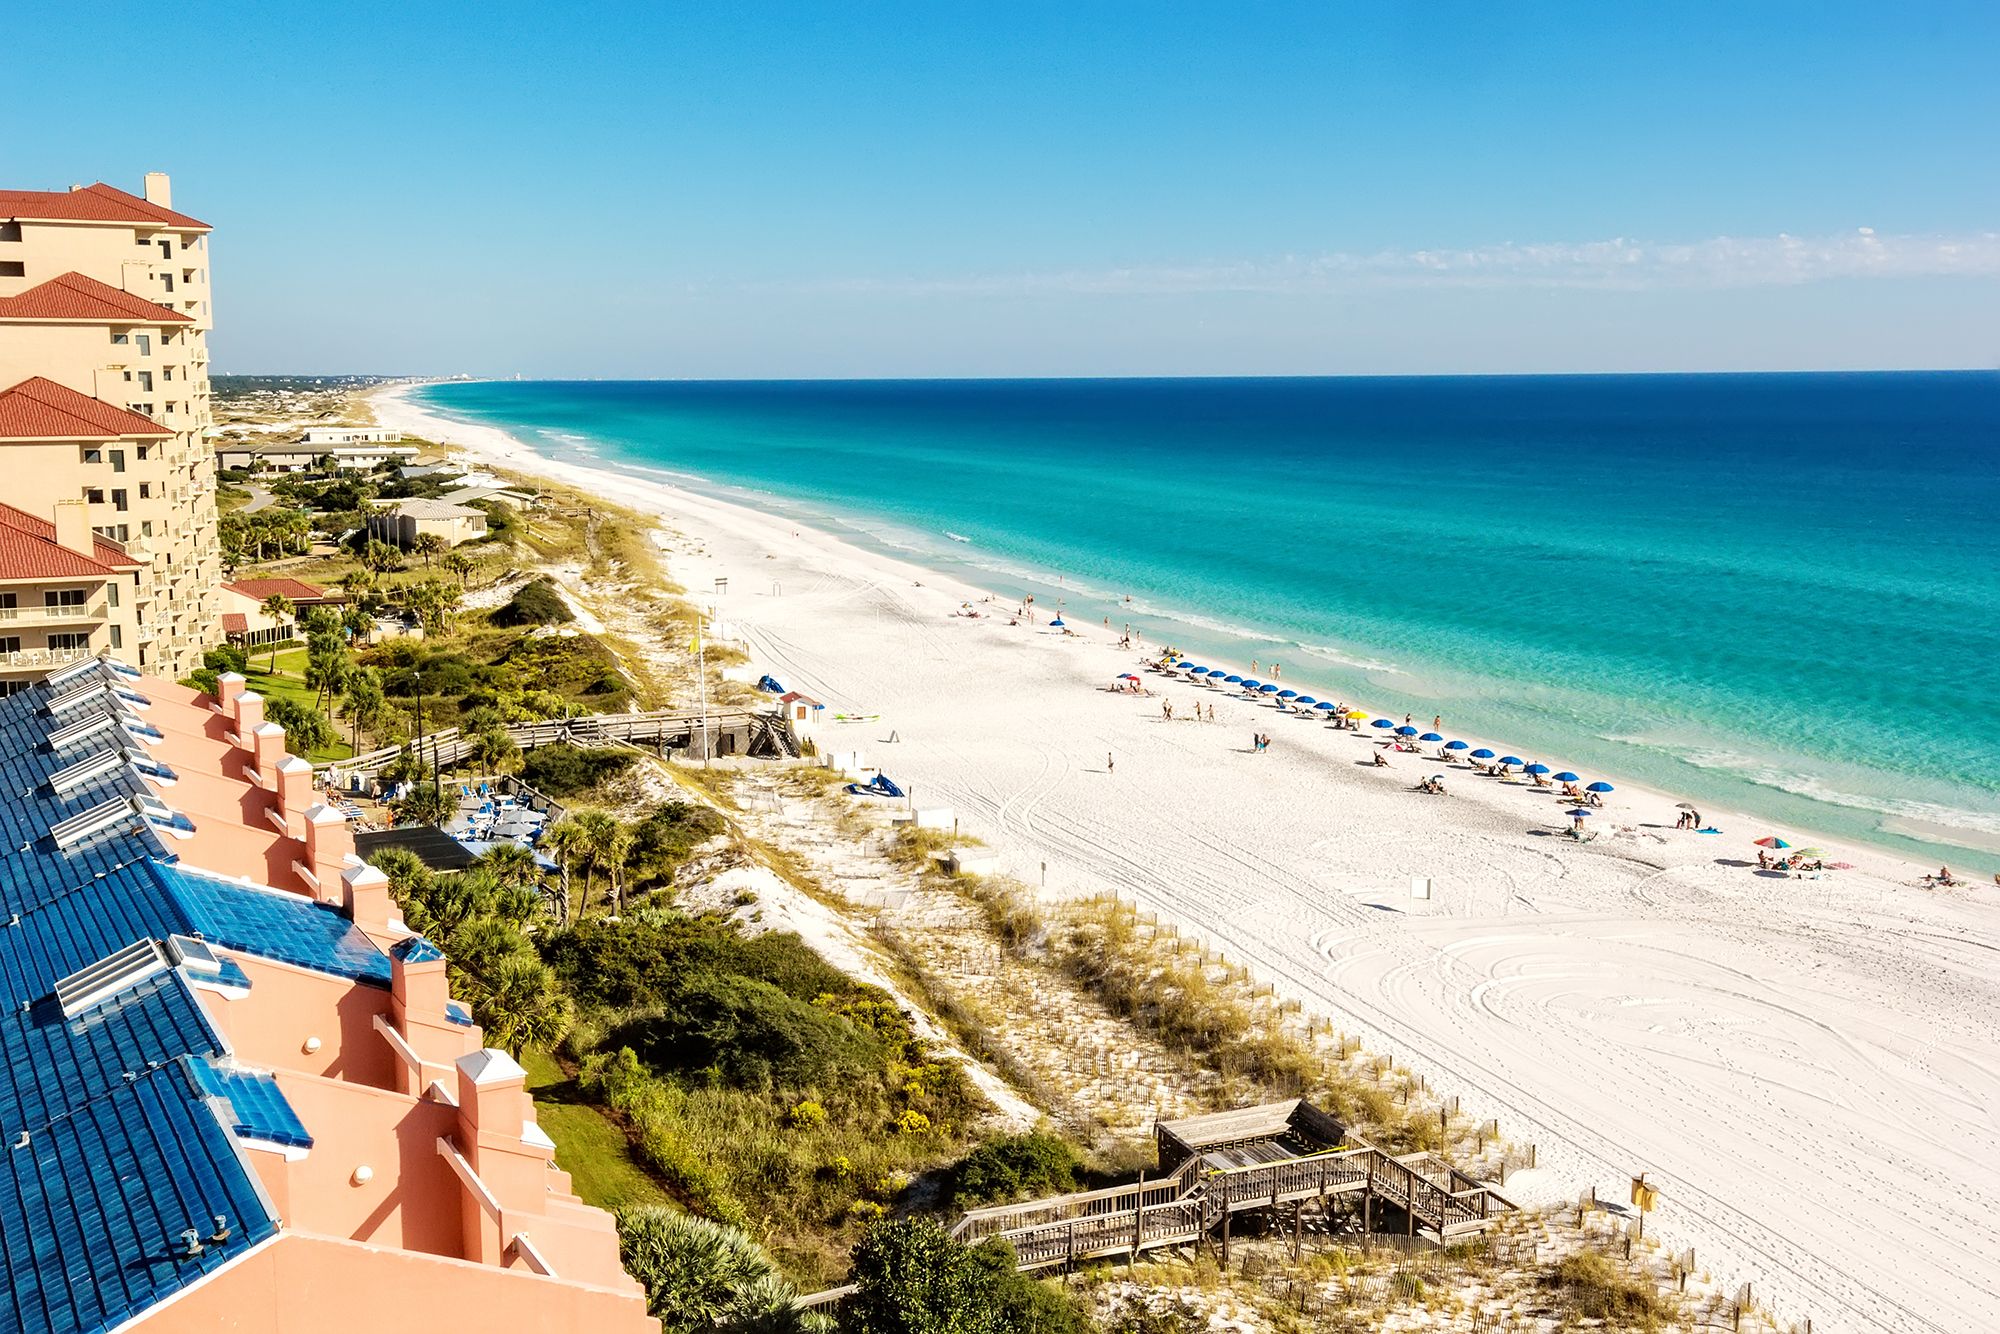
[313,707,788,780]
[939,1142,1513,1278]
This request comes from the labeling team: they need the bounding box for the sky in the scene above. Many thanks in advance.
[9,2,1999,377]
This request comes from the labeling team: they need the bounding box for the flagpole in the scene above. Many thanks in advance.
[697,615,710,770]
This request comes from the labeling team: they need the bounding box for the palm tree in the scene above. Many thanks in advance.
[441,551,475,589]
[305,642,353,710]
[477,842,541,894]
[541,820,588,927]
[390,782,453,829]
[467,727,520,776]
[572,810,618,917]
[613,1208,801,1331]
[477,956,572,1057]
[258,593,295,669]
[342,603,376,646]
[341,668,386,752]
[412,532,446,569]
[601,821,635,917]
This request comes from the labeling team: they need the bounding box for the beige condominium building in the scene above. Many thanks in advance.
[0,173,222,679]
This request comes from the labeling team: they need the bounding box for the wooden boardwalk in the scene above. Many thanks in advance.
[313,706,797,781]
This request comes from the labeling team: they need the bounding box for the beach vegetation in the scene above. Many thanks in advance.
[1544,1249,1677,1328]
[949,1132,1083,1209]
[521,743,640,796]
[494,575,574,626]
[614,1206,822,1334]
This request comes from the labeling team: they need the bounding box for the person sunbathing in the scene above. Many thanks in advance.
[1757,850,1771,869]
[1531,773,1551,787]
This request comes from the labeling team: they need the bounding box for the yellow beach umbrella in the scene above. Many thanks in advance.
[1345,709,1369,719]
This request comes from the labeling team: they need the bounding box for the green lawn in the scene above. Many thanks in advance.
[521,1047,670,1212]
[241,644,355,760]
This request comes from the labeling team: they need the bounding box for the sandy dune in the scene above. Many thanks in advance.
[376,385,2000,1334]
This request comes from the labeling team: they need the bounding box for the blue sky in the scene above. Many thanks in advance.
[11,2,1998,376]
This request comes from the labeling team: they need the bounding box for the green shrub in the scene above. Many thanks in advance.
[494,576,574,626]
[950,1133,1083,1209]
[614,1204,796,1332]
[1547,1249,1675,1326]
[610,974,886,1090]
[519,742,635,795]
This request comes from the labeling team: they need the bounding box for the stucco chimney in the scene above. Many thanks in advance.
[302,803,356,900]
[52,500,92,555]
[342,860,393,938]
[275,755,315,830]
[213,671,247,708]
[456,1048,529,1141]
[250,720,287,773]
[232,689,264,736]
[142,172,172,208]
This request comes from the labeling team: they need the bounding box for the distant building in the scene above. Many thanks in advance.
[219,577,338,646]
[0,498,143,693]
[368,497,489,549]
[300,426,402,445]
[0,659,653,1334]
[0,173,224,676]
[215,437,421,473]
[441,483,537,508]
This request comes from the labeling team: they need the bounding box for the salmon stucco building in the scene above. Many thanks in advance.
[0,657,653,1334]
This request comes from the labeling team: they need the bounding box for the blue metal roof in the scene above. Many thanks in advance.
[189,1061,314,1151]
[161,866,392,988]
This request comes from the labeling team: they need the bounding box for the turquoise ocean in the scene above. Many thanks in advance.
[416,374,2000,871]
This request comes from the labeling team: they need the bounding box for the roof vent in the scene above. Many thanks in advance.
[46,748,124,796]
[165,935,222,975]
[41,656,110,690]
[53,938,170,1017]
[50,795,140,849]
[47,711,119,751]
[42,681,115,717]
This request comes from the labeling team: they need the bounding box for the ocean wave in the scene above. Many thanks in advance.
[1289,641,1405,675]
[1602,735,2000,836]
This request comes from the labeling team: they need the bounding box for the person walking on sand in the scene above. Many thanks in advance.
[1107,752,1115,775]
[1433,715,1442,732]
[1272,662,1281,679]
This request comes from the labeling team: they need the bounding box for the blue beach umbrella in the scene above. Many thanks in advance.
[1294,696,1317,706]
[1525,763,1550,775]
[1499,755,1523,767]
[1316,700,1340,711]
[1395,726,1418,737]
[1444,740,1469,751]
[1371,718,1395,729]
[1182,664,1206,674]
[1242,678,1262,688]
[1470,748,1495,759]
[1554,771,1578,782]
[1277,689,1298,699]
[1258,684,1281,694]
[1223,675,1243,684]
[1049,616,1066,627]
[1586,781,1615,793]
[1419,732,1443,742]
[1568,808,1592,819]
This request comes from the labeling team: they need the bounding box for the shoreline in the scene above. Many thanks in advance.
[371,380,2000,1333]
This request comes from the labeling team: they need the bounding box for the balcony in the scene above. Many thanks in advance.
[0,602,107,627]
[1,646,93,673]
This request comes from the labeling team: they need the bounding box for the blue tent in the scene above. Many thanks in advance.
[846,774,906,799]
[756,674,785,694]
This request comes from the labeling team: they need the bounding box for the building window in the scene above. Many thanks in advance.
[0,637,21,656]
[107,583,119,609]
[110,625,123,650]
[160,273,174,293]
[136,233,153,247]
[0,681,25,697]
[84,488,105,504]
[45,589,86,609]
[111,331,130,345]
[158,239,173,259]
[0,261,23,278]
[0,593,14,612]
[110,449,125,472]
[136,334,151,355]
[47,633,89,652]
[137,372,153,392]
[0,221,21,241]
[136,446,149,461]
[82,448,102,464]
[140,521,153,538]
[111,489,128,512]
[138,484,151,500]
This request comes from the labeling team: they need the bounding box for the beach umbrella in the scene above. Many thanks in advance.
[1371,718,1394,729]
[1223,675,1243,684]
[1499,756,1523,767]
[1470,748,1495,759]
[1792,847,1826,858]
[1181,664,1205,674]
[1277,689,1299,699]
[1568,808,1592,819]
[1317,700,1340,711]
[1345,709,1369,719]
[1444,740,1469,751]
[1524,763,1550,775]
[1554,771,1578,782]
[1294,696,1317,706]
[1585,781,1615,793]
[1242,678,1262,688]
[1419,732,1443,742]
[1049,616,1066,627]
[1753,836,1791,849]
[1258,684,1280,694]
[1396,725,1418,736]
[1674,801,1697,811]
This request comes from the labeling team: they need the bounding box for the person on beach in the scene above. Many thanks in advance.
[1107,752,1115,775]
[1272,662,1281,678]
[1251,659,1259,674]
[1162,700,1173,721]
[1433,715,1442,732]
[1757,849,1772,869]
[1372,751,1389,767]
[1404,713,1413,727]
[1205,702,1215,723]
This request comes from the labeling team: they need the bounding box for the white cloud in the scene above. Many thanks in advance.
[781,228,2000,298]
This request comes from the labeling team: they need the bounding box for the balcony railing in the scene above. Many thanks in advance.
[2,647,92,671]
[0,603,106,625]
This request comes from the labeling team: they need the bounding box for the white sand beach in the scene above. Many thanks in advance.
[374,383,2000,1334]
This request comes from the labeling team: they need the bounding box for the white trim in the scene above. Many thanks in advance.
[508,1231,557,1277]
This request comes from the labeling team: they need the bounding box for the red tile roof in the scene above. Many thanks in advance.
[0,378,172,441]
[0,182,209,231]
[224,577,330,603]
[0,272,192,324]
[0,500,139,579]
[220,613,249,635]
